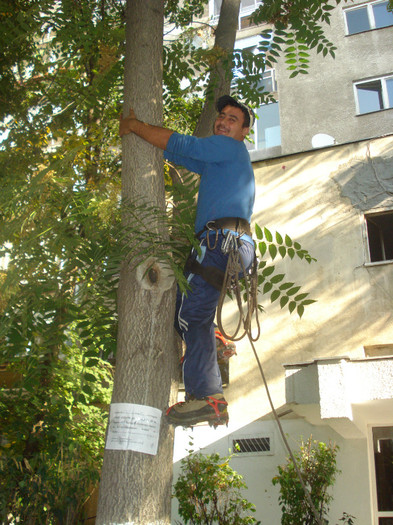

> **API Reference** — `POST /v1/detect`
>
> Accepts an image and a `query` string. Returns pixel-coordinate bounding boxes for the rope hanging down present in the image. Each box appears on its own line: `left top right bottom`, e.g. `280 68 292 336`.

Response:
216 235 324 525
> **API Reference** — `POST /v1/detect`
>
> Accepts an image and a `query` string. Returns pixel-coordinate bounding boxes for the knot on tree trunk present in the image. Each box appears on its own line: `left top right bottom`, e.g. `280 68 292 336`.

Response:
136 257 174 300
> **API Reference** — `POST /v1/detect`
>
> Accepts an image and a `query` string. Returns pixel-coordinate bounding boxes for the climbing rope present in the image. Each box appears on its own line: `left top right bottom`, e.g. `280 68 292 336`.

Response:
216 238 324 525
216 237 260 342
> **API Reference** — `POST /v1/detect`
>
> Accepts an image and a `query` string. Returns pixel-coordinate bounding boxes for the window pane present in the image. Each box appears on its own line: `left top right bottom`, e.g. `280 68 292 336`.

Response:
373 1 393 28
258 73 273 93
346 7 370 34
357 80 383 113
386 77 393 108
256 102 281 150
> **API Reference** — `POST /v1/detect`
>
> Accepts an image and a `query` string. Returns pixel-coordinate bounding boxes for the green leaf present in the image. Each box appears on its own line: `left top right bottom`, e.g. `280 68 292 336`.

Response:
254 223 263 239
258 241 267 257
287 286 301 296
269 244 278 260
285 234 293 247
279 282 294 290
82 384 94 396
279 246 287 258
288 301 297 313
294 293 309 301
263 282 273 294
86 359 99 367
264 227 273 242
270 273 285 284
84 373 97 382
301 299 317 306
271 289 281 302
262 266 275 277
280 296 289 308
275 231 283 244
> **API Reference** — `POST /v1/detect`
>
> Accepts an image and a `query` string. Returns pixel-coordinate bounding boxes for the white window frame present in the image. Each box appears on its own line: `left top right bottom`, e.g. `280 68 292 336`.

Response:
343 0 393 35
210 0 263 30
354 74 393 114
367 425 393 524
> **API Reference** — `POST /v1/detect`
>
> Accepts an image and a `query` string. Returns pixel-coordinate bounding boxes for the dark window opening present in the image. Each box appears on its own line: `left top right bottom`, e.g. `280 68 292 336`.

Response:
366 212 393 262
373 427 393 519
233 437 270 454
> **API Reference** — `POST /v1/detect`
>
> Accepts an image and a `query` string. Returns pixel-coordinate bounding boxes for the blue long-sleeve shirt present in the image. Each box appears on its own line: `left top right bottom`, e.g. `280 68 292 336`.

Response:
164 133 255 237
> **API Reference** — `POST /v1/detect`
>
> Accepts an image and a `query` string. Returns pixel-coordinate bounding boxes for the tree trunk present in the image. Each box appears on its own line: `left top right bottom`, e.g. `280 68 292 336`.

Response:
96 1 179 523
193 0 241 138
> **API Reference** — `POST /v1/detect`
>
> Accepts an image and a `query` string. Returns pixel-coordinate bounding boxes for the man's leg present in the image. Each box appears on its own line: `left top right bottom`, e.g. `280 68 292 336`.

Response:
168 236 255 426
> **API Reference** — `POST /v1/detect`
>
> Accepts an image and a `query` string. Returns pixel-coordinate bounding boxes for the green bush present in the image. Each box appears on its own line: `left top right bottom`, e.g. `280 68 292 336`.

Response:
173 446 260 525
272 437 356 525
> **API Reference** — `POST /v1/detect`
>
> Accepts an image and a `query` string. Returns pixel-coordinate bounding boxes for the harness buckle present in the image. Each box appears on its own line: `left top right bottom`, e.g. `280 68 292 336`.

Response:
221 231 238 254
205 221 219 250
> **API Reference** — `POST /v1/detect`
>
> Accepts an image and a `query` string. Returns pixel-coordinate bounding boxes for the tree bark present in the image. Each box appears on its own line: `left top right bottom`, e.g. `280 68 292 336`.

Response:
193 0 241 138
96 1 179 523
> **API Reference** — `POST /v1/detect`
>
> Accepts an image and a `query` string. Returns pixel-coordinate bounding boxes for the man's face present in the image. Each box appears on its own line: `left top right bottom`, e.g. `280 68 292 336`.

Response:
213 104 249 141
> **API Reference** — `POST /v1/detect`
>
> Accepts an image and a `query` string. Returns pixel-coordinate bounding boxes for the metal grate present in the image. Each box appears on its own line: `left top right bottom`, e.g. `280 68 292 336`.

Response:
233 437 271 454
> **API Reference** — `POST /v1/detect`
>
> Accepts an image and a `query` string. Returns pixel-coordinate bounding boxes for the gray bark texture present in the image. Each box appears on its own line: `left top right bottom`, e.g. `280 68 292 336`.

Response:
193 0 241 138
96 1 179 523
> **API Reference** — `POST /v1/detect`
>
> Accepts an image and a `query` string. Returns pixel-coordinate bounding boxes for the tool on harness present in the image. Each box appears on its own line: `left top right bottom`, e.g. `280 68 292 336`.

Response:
221 230 239 255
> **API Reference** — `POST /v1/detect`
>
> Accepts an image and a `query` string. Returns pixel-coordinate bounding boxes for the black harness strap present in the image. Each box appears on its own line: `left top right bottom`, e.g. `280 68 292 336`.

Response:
196 217 251 239
184 257 225 291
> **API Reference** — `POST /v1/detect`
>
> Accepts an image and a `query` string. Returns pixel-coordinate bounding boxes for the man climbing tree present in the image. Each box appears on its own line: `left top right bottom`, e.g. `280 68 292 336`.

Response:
119 95 256 428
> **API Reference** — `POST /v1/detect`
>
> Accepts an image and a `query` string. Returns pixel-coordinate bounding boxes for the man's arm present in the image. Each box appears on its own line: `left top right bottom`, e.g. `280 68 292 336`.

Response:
119 108 174 150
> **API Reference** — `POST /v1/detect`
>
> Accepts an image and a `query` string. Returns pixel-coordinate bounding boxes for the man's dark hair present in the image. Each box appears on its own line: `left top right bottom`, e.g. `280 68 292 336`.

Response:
216 95 255 128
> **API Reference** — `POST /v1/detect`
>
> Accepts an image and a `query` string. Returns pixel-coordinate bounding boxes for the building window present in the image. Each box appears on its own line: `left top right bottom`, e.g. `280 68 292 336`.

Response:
365 211 393 263
243 64 281 152
372 427 393 523
247 101 281 152
354 75 393 114
232 36 281 153
344 1 393 35
211 0 262 29
245 68 281 152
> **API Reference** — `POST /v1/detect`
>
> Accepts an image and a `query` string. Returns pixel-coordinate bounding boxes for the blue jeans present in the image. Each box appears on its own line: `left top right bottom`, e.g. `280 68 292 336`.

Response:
174 232 255 399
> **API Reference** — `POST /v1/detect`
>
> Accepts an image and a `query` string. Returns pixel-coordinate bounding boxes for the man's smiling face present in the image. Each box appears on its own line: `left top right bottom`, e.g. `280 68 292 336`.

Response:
213 104 249 141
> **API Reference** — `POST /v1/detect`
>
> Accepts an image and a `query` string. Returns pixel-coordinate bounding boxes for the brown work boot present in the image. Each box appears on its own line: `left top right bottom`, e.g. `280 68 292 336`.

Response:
166 394 228 427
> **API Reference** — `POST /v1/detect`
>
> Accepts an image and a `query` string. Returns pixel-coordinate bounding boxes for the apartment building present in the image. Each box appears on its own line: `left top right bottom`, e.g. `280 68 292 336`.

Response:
172 2 393 524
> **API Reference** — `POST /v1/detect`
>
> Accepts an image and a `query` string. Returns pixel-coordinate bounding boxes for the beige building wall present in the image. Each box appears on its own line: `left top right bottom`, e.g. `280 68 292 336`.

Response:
172 134 393 524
